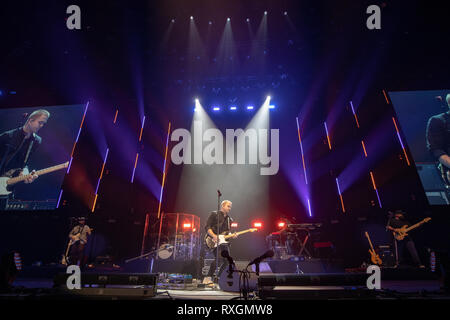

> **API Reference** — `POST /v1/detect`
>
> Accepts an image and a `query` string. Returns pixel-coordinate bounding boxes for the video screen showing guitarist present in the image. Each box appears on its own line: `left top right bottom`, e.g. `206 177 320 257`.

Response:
203 200 238 286
0 110 49 208
386 210 425 269
67 217 92 268
426 93 450 188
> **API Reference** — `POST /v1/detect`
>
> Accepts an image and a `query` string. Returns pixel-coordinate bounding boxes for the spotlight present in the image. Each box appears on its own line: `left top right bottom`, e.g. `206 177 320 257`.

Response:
277 221 286 228
267 95 271 100
209 21 212 25
246 106 254 110
264 11 267 15
190 16 193 20
229 106 237 111
183 223 192 229
246 18 250 22
213 106 221 111
171 19 175 23
231 222 238 228
253 222 263 229
284 11 288 16
269 105 275 109
227 18 230 22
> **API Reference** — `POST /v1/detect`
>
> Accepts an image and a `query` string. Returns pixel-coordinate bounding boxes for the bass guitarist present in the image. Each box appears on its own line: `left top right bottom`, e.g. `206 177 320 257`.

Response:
386 210 425 269
203 200 238 286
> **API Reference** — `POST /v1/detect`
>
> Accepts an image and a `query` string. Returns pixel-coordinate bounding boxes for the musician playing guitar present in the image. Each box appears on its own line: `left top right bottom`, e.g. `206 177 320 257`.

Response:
0 110 50 209
426 93 450 187
386 210 425 269
67 217 92 268
203 200 238 286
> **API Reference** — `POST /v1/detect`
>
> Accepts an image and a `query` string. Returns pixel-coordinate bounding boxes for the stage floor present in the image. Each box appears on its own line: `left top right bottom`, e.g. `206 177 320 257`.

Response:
3 274 446 300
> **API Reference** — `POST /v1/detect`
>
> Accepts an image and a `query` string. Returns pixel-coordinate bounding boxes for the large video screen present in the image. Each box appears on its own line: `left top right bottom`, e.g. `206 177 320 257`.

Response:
389 90 450 205
0 104 85 210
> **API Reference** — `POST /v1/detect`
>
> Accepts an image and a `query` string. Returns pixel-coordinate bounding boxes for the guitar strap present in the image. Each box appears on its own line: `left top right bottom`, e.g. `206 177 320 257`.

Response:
24 140 34 165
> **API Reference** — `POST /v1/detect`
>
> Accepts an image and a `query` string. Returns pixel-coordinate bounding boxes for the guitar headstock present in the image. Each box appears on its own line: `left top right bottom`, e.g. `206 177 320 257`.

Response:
250 228 258 232
424 217 431 223
63 161 70 168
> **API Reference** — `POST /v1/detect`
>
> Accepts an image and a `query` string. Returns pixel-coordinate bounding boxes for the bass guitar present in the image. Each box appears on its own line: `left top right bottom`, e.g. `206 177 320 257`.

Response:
364 231 382 266
393 217 431 241
205 228 258 249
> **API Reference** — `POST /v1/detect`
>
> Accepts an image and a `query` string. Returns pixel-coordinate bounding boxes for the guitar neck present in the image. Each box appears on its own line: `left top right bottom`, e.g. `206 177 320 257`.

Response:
405 220 426 233
225 229 252 239
365 232 375 251
7 162 68 185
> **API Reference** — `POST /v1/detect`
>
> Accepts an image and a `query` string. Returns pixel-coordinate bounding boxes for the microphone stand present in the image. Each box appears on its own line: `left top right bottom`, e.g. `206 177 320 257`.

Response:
215 190 221 285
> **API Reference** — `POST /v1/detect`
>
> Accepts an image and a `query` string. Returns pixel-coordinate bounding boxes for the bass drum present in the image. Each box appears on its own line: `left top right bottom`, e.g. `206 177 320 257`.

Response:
157 243 174 260
218 265 257 292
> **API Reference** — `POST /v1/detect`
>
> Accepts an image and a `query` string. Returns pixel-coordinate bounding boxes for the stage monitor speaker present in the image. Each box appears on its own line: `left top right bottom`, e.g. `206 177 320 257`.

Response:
257 273 371 300
258 273 367 287
54 272 158 287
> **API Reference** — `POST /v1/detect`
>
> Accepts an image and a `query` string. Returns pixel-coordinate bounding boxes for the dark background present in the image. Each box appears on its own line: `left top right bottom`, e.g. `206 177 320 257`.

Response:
0 0 449 268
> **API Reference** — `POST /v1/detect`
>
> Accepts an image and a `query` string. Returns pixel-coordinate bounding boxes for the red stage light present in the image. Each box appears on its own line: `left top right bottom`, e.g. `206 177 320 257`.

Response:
231 222 238 228
253 222 263 229
277 221 286 228
183 223 192 229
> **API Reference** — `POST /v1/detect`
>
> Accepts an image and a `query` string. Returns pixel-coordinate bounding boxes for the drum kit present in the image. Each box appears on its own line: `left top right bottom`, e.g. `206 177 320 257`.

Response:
157 233 198 260
266 223 322 260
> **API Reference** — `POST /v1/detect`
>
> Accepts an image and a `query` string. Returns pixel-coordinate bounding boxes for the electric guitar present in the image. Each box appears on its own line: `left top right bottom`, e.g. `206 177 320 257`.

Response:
392 217 431 241
0 162 69 196
61 227 93 265
364 231 382 266
205 228 258 249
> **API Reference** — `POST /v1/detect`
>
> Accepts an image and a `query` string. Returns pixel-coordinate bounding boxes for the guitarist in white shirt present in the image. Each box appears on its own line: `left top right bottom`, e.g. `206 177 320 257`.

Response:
203 200 238 286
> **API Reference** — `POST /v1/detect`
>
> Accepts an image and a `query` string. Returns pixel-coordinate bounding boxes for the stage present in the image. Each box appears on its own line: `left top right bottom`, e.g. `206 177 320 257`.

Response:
2 262 447 300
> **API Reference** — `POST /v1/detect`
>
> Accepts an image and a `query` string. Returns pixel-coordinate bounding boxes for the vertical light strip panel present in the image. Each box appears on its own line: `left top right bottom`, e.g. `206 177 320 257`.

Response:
335 178 345 213
307 198 312 217
157 122 172 219
139 116 146 142
295 117 308 185
92 147 109 212
67 101 89 174
361 140 368 158
324 122 332 150
369 171 382 208
350 101 360 128
56 189 64 209
113 109 119 124
131 115 146 183
131 153 139 183
382 89 390 104
392 117 411 166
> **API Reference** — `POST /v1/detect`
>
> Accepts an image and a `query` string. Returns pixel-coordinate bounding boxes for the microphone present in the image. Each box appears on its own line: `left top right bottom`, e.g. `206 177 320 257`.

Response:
217 190 222 197
221 250 235 278
248 250 274 266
